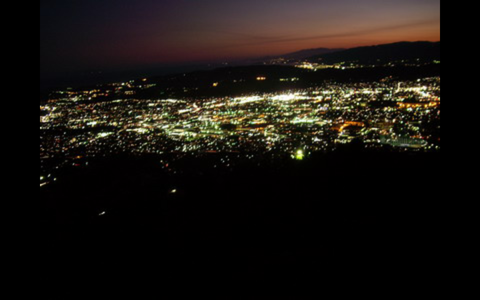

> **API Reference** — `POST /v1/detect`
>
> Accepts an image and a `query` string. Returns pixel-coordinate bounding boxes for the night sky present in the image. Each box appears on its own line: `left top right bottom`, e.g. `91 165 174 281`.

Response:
40 0 440 82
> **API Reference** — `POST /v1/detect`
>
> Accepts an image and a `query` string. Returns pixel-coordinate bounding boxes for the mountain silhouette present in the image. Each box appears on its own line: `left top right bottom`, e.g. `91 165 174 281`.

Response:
310 41 441 64
279 48 345 60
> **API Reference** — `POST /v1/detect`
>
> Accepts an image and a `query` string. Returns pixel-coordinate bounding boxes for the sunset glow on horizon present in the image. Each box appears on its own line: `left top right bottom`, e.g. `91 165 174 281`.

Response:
41 0 440 78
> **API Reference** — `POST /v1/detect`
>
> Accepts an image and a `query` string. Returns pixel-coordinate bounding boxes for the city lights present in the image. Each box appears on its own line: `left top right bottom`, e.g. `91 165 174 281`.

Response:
40 76 440 186
295 150 305 160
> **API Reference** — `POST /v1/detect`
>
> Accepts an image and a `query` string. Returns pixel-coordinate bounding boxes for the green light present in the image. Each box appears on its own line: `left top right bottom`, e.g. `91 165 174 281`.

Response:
295 149 305 160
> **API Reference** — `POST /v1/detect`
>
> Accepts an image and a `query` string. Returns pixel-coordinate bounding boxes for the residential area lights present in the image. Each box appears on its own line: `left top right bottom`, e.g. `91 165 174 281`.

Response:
40 77 440 186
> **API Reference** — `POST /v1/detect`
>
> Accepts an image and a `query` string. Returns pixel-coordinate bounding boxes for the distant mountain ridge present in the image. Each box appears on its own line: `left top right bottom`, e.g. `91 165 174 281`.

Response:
244 48 344 65
42 41 441 93
279 48 345 60
309 41 441 64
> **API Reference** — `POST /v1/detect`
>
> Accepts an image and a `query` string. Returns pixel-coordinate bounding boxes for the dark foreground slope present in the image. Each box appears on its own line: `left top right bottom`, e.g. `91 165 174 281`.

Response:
40 148 442 286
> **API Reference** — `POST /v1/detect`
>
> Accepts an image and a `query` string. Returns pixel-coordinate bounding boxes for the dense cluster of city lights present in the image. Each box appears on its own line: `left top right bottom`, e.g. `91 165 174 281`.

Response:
40 77 440 187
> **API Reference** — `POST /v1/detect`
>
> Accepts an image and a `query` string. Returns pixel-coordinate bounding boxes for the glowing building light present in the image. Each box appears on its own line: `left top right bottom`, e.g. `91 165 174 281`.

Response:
295 149 305 160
